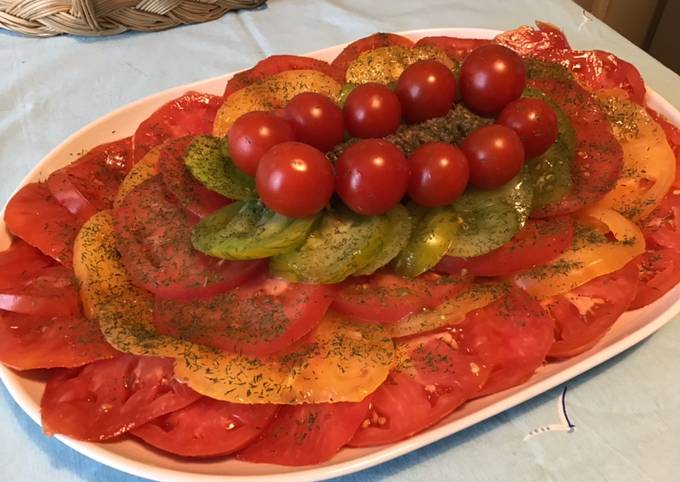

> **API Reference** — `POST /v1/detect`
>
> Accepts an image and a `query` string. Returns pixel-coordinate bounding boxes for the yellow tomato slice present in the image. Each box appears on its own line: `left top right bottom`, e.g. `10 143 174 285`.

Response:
212 70 341 137
174 312 394 404
345 45 455 85
594 91 676 220
74 211 193 357
385 282 507 338
515 207 645 298
113 146 161 207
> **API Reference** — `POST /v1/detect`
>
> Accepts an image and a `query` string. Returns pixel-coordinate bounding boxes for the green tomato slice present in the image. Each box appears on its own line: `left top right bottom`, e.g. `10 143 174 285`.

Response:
447 166 533 258
355 203 412 275
185 135 256 200
191 200 318 260
270 206 390 283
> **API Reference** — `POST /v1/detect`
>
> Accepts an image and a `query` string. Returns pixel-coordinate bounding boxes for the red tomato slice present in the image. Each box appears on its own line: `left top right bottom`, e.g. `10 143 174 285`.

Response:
460 288 554 397
330 33 415 82
223 55 336 99
414 36 491 61
350 331 490 446
528 77 623 217
332 271 468 323
158 136 231 218
132 92 223 162
113 176 264 300
4 182 82 266
629 249 680 310
0 310 118 370
545 261 639 358
647 108 680 188
154 275 335 355
47 138 133 222
132 397 278 457
0 240 54 283
0 265 80 317
437 218 575 277
494 24 571 57
41 355 201 441
642 192 680 250
237 400 369 465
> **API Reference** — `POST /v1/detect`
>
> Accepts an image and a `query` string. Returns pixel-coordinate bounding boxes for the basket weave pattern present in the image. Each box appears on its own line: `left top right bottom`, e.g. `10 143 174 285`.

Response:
0 0 266 37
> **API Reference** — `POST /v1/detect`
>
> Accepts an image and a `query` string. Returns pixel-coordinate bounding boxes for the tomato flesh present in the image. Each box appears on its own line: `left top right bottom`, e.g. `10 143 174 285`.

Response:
414 36 492 61
629 249 680 310
113 176 264 300
154 275 336 355
332 271 468 323
330 33 415 81
133 398 278 457
437 217 575 277
133 91 223 162
237 400 370 465
0 265 80 317
41 355 201 441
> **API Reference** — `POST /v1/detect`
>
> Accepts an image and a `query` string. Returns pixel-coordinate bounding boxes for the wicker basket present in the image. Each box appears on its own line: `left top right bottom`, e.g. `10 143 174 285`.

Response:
0 0 266 37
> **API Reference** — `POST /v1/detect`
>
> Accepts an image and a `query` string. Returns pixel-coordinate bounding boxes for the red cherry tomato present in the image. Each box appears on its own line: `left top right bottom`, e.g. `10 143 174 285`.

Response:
343 83 401 138
283 93 345 152
228 111 296 176
460 44 526 115
335 139 409 215
498 97 559 158
256 142 334 218
407 142 469 207
462 125 525 189
396 60 456 123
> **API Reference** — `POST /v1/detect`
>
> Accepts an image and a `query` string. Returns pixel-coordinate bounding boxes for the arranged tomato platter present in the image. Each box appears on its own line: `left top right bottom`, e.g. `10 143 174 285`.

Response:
2 25 680 481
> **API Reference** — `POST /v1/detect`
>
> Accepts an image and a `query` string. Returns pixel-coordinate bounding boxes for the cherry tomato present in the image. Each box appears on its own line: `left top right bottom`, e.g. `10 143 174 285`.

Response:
283 93 345 152
498 97 558 158
335 139 409 215
228 111 296 176
256 142 334 218
396 60 456 123
460 44 526 115
343 83 401 138
462 125 525 189
407 142 469 207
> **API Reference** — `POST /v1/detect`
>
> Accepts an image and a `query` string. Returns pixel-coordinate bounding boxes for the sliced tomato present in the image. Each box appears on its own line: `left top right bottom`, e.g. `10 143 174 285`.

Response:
0 239 54 283
437 218 575 277
330 33 415 81
545 261 639 358
414 36 491 61
647 108 680 187
529 77 623 217
642 192 680 250
237 400 369 465
494 24 570 57
350 331 490 446
629 249 680 310
4 182 82 266
332 271 468 323
132 92 223 162
0 310 118 370
158 136 231 218
460 288 554 397
112 176 264 300
133 397 277 457
47 138 133 222
223 55 336 99
0 265 80 317
41 355 201 441
154 275 335 355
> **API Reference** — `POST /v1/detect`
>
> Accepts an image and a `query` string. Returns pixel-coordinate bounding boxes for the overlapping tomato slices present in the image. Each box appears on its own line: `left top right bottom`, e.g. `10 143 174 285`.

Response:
224 55 336 99
332 271 468 323
133 398 278 457
414 36 491 61
132 91 223 162
330 32 415 81
154 274 336 355
158 136 231 218
112 176 263 300
46 138 133 222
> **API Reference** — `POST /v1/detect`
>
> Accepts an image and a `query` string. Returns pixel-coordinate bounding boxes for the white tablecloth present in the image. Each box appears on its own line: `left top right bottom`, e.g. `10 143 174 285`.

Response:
1 0 679 480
